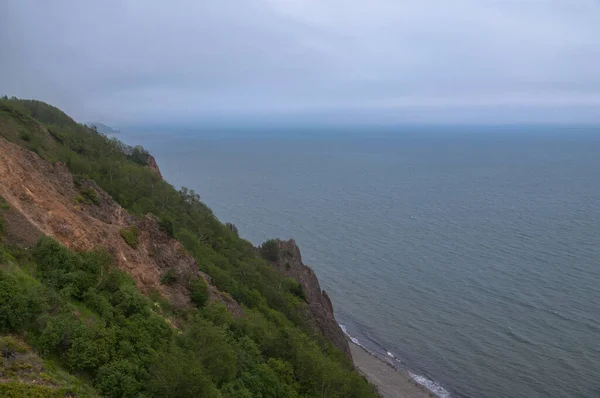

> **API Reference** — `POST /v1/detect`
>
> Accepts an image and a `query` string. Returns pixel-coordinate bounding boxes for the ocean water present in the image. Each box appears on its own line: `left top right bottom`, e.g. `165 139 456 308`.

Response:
126 127 600 398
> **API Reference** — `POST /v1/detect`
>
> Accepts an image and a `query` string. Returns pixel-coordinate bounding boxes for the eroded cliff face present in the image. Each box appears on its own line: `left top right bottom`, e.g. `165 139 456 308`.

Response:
273 239 351 359
0 136 241 314
146 155 163 179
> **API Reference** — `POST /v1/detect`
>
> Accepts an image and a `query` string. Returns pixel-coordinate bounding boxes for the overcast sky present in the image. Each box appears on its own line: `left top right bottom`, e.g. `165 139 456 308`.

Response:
1 0 599 126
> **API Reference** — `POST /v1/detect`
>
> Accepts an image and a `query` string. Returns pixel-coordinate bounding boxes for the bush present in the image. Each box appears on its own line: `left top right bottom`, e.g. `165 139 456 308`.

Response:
95 360 143 397
0 195 9 210
120 226 138 248
259 239 280 262
225 222 238 237
0 336 30 357
159 217 175 237
189 277 209 308
0 382 68 398
148 349 220 398
81 187 100 205
161 268 178 286
0 270 33 332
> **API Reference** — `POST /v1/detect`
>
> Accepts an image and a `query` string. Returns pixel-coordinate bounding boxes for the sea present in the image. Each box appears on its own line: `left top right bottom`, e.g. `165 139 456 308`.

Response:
123 126 600 398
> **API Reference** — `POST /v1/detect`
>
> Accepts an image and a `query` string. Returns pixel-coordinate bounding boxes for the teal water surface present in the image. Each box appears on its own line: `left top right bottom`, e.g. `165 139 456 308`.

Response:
126 127 600 398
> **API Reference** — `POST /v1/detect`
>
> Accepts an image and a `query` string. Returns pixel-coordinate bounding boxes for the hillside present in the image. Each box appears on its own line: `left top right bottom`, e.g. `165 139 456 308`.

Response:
0 97 376 397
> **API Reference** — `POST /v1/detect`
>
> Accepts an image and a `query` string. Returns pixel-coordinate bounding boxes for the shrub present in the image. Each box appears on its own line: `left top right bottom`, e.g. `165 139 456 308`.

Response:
161 268 178 286
95 360 144 398
120 226 138 248
73 194 85 205
81 187 100 205
225 222 238 237
189 277 209 308
0 270 32 332
0 382 68 398
159 217 175 237
0 195 9 210
259 239 280 262
0 336 30 357
283 278 306 301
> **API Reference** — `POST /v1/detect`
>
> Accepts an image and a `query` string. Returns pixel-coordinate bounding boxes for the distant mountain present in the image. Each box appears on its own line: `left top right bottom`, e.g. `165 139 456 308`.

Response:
87 122 120 134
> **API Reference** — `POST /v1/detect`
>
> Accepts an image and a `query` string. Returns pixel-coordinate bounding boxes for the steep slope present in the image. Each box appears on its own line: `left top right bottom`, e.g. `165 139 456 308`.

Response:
273 239 351 357
0 136 240 312
0 97 378 397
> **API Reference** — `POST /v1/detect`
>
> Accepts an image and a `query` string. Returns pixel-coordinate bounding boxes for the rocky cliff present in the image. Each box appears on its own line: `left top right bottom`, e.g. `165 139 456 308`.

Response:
273 239 351 358
0 136 241 314
146 155 163 179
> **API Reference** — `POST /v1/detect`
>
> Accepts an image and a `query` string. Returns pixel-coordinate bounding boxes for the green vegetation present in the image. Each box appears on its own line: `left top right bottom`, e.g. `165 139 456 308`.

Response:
0 382 70 398
188 277 209 307
0 195 9 210
75 187 100 205
119 226 138 248
0 97 377 397
160 268 178 286
0 195 8 236
260 239 280 262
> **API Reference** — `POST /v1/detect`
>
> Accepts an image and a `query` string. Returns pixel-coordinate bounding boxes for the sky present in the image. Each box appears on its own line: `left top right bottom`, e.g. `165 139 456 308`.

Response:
1 0 599 126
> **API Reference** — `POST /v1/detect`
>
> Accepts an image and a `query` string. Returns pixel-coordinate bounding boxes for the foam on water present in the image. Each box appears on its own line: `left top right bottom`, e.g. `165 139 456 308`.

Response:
340 324 451 398
409 372 452 398
339 324 363 347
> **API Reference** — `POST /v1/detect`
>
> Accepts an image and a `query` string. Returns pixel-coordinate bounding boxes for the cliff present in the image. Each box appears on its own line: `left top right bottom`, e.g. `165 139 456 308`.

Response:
0 97 377 397
273 239 351 358
0 135 241 314
146 155 163 179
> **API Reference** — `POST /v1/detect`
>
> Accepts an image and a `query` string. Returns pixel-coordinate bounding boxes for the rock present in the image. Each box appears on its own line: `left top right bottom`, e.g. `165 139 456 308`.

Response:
0 136 242 316
146 155 162 179
273 239 352 359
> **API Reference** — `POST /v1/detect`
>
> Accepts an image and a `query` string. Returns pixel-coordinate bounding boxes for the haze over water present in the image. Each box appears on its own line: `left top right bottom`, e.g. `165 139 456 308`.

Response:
129 127 600 398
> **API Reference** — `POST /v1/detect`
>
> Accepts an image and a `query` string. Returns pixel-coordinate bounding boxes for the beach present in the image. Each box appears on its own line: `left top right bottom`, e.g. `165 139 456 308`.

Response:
350 342 435 398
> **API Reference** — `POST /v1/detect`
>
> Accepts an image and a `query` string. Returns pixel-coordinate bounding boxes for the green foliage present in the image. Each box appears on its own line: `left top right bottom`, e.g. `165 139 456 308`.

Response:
119 225 138 248
283 277 306 301
259 239 280 262
129 145 151 166
0 97 378 398
0 382 69 398
20 130 31 142
189 277 209 307
0 270 34 332
160 268 178 286
79 187 100 205
158 216 175 237
0 335 30 356
0 195 9 210
95 360 144 397
147 348 221 398
225 222 238 237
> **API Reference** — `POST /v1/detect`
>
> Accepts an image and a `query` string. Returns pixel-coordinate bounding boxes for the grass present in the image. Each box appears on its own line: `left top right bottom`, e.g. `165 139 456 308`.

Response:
0 195 10 210
74 187 100 206
0 382 69 398
120 225 139 248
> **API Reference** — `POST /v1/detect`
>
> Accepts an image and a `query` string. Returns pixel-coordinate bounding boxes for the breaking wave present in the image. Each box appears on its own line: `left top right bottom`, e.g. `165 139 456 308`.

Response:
339 323 451 398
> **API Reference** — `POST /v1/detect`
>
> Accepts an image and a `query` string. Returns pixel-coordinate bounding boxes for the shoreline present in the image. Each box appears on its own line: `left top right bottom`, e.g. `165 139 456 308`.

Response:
350 341 436 398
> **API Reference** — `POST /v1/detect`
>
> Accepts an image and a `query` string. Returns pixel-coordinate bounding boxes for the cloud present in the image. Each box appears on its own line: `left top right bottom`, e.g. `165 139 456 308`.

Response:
1 0 599 124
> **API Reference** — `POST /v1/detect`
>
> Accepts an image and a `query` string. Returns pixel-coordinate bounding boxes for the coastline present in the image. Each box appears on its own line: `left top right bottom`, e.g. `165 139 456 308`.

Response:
350 341 436 398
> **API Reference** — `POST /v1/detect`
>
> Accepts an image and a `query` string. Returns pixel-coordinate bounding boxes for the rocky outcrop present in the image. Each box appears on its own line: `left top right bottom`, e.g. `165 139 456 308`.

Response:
146 155 162 179
273 239 351 359
0 136 242 315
